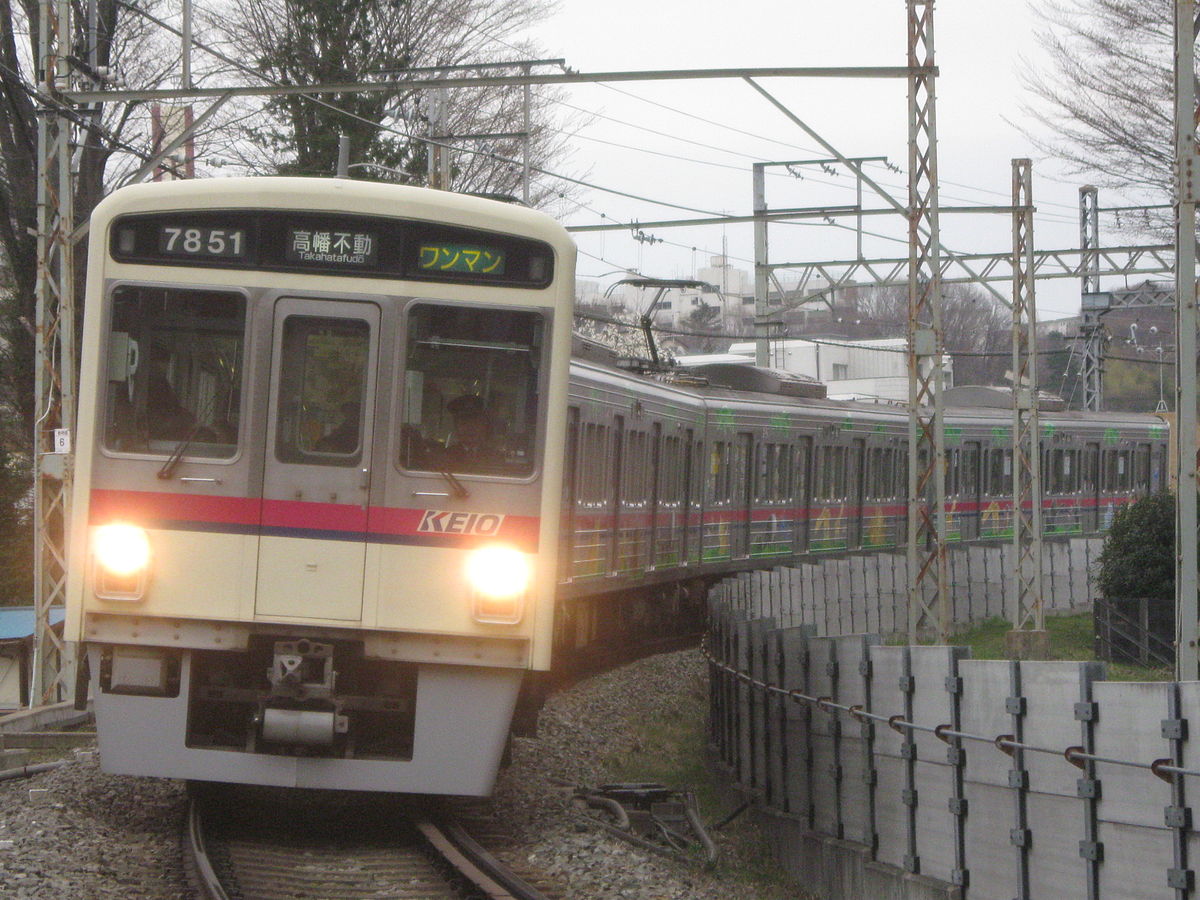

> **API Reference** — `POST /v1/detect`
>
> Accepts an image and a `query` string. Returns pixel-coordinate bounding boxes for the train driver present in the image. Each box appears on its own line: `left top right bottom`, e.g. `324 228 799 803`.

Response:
442 394 504 470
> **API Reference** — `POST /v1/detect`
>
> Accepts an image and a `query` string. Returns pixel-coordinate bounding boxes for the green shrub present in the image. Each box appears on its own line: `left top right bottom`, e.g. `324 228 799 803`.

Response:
1096 491 1175 600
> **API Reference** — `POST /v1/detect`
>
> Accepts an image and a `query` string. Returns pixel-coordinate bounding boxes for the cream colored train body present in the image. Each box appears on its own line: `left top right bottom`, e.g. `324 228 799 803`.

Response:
67 178 575 795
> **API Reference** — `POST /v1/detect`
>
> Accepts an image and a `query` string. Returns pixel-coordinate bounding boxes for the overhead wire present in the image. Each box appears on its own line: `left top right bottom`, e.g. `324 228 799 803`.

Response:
112 0 729 218
107 2 1152 309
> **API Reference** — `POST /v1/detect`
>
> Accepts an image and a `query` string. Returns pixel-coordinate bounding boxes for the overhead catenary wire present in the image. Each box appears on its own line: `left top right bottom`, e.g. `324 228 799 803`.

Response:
99 1 1162 300
575 307 1179 365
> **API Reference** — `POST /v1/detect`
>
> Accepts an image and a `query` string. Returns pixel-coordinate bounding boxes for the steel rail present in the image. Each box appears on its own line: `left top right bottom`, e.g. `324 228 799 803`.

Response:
415 818 554 900
184 800 233 900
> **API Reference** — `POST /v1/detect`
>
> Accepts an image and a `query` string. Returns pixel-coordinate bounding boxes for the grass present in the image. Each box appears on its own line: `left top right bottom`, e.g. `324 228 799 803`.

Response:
602 680 810 900
948 613 1173 681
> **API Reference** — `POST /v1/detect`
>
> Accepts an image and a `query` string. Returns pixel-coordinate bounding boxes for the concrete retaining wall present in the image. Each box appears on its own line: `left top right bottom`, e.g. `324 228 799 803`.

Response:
707 571 1197 900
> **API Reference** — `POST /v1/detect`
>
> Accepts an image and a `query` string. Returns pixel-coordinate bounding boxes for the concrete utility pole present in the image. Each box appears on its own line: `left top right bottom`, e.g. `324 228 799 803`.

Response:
753 162 771 366
905 0 948 642
1005 159 1047 658
1174 1 1199 681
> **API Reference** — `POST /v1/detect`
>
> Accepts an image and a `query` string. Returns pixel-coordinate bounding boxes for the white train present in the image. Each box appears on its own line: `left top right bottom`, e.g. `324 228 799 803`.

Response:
68 178 575 794
66 178 1166 797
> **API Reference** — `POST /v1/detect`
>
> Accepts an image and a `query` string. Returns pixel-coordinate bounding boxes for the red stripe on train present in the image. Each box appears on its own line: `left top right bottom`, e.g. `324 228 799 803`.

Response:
89 489 539 550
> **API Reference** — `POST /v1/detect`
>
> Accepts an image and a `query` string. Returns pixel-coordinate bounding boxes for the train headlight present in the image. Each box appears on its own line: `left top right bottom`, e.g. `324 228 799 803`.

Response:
93 523 151 600
465 545 530 624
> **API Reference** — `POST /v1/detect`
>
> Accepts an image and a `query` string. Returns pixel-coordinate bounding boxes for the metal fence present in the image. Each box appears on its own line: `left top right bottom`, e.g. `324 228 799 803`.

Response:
1093 598 1175 669
707 577 1200 900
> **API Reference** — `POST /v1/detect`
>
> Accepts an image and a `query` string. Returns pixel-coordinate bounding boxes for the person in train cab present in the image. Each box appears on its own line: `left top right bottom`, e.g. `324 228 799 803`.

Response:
145 357 195 441
314 401 361 453
442 393 504 470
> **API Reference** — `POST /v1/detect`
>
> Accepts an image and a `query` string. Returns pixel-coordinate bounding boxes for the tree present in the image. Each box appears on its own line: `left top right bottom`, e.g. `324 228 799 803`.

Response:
680 303 725 354
837 283 1011 386
214 0 577 203
0 1 225 609
1 0 178 438
1022 0 1175 225
1096 490 1175 600
573 304 660 361
0 448 31 605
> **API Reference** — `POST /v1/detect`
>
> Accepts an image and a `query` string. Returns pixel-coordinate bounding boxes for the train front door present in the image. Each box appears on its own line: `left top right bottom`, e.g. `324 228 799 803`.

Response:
255 298 380 621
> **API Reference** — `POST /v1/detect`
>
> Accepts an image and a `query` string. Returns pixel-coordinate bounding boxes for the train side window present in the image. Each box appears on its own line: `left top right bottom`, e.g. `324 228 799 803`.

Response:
945 448 960 497
710 441 728 504
399 303 543 477
961 443 980 499
757 443 772 502
1117 449 1131 491
661 434 683 505
1154 445 1167 491
815 445 830 500
988 448 1013 496
1136 444 1151 491
103 287 245 459
777 442 794 502
579 423 607 504
623 429 649 506
1083 445 1099 494
795 437 811 503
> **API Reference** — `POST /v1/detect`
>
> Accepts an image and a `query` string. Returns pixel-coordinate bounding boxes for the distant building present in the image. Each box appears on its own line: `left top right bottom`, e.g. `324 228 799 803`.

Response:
677 336 952 403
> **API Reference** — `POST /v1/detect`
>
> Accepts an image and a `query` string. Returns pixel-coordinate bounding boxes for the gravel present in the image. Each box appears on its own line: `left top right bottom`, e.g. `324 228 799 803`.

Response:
492 648 797 900
0 648 795 899
0 752 189 898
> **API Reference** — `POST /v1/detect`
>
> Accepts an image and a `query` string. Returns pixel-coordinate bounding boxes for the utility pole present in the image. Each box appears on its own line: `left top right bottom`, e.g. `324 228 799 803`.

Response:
1005 159 1047 658
427 87 449 190
1079 186 1105 411
905 0 948 642
1174 1 1199 681
31 0 77 705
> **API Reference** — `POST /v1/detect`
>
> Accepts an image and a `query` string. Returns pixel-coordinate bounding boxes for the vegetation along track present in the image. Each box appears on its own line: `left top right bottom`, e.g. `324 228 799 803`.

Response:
186 784 556 900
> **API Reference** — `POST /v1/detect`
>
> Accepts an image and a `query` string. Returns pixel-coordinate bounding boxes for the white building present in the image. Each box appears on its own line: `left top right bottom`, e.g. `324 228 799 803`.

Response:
705 337 952 403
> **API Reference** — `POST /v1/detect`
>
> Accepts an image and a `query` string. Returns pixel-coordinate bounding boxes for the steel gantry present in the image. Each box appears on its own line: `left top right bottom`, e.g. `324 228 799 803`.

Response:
1007 160 1046 652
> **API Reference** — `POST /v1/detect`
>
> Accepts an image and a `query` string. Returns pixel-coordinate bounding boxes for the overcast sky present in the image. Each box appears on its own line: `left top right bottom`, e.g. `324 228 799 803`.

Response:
522 0 1151 321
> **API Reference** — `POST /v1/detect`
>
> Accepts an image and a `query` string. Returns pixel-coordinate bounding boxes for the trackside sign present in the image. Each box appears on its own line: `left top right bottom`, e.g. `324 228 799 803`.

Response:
417 510 506 536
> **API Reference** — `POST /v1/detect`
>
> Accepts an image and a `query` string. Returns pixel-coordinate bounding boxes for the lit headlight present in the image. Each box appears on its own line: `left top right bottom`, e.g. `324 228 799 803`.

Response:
93 523 151 578
465 545 530 624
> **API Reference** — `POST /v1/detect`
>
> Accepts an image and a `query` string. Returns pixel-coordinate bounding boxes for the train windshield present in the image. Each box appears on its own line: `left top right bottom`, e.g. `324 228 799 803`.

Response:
400 303 544 477
103 287 245 459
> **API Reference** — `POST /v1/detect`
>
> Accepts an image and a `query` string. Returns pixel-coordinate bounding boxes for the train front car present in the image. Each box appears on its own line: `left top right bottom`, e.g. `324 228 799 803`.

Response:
66 178 576 795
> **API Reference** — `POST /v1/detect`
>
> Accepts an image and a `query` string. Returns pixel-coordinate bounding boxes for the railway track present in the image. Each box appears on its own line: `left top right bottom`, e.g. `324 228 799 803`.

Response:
185 786 556 900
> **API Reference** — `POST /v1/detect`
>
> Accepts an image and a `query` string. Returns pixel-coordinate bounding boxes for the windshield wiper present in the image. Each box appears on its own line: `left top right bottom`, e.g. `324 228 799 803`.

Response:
439 470 470 499
157 420 206 479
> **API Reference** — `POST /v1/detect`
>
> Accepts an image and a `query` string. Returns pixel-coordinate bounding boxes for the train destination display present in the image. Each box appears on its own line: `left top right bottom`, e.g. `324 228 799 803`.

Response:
111 209 549 286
